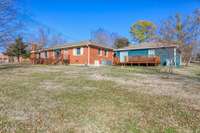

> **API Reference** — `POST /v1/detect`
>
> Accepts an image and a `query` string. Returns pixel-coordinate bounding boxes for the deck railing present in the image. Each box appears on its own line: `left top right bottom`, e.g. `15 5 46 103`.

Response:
114 56 160 66
30 54 69 65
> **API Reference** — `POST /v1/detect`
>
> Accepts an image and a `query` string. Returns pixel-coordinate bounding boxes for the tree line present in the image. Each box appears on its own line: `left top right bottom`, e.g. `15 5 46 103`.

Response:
92 9 200 65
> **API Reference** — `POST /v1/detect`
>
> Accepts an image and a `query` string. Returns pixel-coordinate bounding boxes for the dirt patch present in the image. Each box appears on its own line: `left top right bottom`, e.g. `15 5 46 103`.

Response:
39 80 65 91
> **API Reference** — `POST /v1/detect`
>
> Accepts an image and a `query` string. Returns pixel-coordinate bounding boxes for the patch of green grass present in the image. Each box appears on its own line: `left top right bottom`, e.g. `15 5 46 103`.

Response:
164 128 177 133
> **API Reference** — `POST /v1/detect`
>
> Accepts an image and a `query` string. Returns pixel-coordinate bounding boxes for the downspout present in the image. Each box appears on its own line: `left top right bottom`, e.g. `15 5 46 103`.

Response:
87 44 90 66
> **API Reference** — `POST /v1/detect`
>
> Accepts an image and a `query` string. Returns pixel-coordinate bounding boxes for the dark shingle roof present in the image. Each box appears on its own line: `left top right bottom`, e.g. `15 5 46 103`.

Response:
41 41 113 51
114 42 178 51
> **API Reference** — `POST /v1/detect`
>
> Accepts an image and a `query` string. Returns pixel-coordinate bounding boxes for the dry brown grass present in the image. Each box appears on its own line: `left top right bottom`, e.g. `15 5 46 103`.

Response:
0 64 200 133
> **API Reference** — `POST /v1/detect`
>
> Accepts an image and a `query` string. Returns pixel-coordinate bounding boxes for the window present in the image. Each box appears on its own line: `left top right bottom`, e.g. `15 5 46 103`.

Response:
98 48 102 56
104 49 108 57
73 47 83 56
55 49 61 58
148 49 155 56
77 48 81 55
45 51 48 58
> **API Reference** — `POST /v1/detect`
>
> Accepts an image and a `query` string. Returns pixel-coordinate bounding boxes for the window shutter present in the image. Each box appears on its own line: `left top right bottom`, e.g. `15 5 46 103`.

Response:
73 48 76 56
81 47 84 55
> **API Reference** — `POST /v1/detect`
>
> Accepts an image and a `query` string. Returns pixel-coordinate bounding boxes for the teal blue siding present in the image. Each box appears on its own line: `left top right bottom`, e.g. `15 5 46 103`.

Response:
155 48 181 67
115 47 181 67
155 48 174 66
128 49 148 56
115 51 120 57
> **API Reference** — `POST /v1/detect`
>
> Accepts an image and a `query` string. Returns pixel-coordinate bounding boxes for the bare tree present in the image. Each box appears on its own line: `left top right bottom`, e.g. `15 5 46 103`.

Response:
0 0 23 48
50 33 67 46
30 27 67 49
159 9 200 66
91 28 120 47
37 27 50 48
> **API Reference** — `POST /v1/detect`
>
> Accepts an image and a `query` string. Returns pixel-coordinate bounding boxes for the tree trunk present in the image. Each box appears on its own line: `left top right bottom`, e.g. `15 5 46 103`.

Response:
185 57 191 66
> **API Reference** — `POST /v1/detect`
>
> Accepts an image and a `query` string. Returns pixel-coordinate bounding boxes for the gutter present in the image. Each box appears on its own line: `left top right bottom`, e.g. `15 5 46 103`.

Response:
114 46 178 51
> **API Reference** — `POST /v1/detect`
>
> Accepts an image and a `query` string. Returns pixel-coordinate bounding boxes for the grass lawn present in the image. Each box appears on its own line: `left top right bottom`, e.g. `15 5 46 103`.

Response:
0 64 200 133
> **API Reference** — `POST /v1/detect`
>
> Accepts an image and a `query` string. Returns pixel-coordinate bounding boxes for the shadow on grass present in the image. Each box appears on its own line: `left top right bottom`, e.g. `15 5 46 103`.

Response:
0 64 32 70
111 66 200 82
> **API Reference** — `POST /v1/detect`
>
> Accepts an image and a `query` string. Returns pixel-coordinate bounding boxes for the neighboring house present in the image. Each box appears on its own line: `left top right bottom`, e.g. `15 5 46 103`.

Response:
31 41 113 66
0 53 9 64
114 42 181 67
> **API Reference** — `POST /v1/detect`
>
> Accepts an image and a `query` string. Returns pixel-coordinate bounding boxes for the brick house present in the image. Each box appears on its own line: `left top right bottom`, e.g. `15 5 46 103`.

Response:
31 41 114 66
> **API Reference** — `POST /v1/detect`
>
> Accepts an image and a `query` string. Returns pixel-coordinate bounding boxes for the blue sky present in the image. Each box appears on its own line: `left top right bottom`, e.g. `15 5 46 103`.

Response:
26 0 200 42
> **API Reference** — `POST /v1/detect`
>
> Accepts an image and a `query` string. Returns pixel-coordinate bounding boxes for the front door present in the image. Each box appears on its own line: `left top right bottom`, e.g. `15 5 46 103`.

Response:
95 60 100 66
120 51 128 63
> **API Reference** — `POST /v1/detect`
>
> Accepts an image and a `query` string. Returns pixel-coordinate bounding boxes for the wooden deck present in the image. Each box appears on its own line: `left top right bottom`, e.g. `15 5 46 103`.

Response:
114 56 160 66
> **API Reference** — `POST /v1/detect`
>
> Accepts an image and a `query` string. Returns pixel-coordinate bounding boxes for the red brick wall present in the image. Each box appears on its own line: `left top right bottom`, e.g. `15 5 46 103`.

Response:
67 46 88 65
48 50 54 60
30 45 114 65
64 46 113 65
89 46 113 64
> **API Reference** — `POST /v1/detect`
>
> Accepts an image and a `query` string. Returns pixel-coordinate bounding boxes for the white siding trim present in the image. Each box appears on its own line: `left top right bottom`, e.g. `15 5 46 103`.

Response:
81 47 84 55
174 48 177 67
73 48 76 56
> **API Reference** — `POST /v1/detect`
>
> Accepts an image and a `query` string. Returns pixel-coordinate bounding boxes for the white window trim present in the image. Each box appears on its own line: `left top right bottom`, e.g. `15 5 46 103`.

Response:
73 48 76 56
174 48 177 66
80 47 84 55
73 47 83 56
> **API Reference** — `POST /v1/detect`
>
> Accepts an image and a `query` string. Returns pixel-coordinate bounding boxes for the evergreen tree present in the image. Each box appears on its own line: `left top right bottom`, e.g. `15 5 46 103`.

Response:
5 37 29 63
